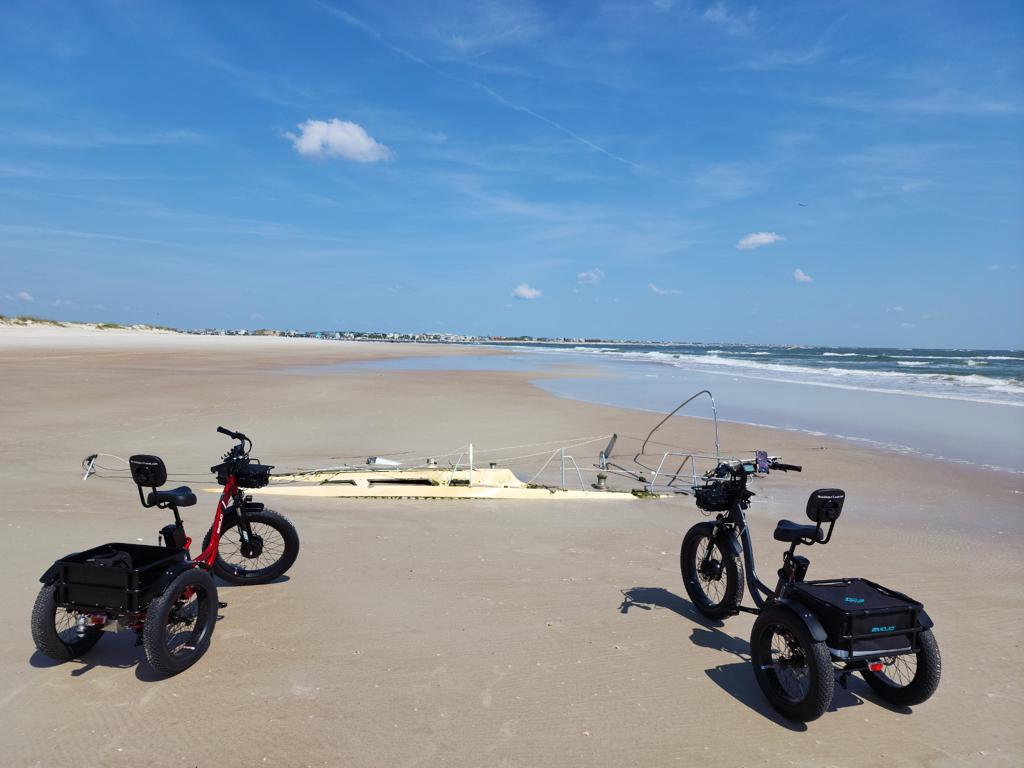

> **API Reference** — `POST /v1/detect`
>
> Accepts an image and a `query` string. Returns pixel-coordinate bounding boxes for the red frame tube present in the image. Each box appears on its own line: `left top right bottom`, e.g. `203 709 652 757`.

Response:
192 475 237 568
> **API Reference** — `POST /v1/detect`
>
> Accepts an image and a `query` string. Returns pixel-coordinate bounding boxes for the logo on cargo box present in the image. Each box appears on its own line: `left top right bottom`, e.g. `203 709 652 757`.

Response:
843 597 865 603
871 625 896 633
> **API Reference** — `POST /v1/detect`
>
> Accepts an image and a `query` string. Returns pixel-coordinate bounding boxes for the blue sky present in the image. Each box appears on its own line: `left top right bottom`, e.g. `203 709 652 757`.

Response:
1 1 1021 347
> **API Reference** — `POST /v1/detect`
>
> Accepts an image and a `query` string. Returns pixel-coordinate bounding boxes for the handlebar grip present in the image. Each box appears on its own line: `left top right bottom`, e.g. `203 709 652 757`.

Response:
217 426 243 440
774 462 802 472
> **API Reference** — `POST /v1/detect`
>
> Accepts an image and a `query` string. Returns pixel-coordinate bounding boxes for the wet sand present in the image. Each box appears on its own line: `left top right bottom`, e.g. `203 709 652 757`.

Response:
1 326 1021 767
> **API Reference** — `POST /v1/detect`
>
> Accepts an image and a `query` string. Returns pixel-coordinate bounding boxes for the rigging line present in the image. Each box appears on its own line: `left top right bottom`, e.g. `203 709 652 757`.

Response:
526 449 560 485
487 436 614 466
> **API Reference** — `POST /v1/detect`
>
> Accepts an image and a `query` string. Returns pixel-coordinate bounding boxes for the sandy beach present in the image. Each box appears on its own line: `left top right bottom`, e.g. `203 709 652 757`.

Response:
1 326 1021 768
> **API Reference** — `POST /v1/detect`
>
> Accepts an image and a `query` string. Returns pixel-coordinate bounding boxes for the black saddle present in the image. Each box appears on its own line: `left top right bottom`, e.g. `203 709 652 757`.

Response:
773 519 824 544
147 486 197 508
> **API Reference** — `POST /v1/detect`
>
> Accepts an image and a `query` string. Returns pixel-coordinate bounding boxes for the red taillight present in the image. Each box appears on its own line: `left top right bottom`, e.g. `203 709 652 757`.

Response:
868 662 884 672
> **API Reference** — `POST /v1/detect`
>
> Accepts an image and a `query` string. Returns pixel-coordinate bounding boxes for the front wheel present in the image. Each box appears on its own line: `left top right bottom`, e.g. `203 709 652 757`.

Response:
862 629 941 706
680 522 744 619
203 508 299 585
31 583 104 661
751 607 835 722
142 568 218 676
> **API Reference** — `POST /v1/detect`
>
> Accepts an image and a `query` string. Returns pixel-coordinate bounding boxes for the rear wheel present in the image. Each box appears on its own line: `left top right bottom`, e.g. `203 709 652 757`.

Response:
31 583 103 661
680 522 744 619
142 568 217 676
751 607 834 722
203 508 299 585
862 629 941 706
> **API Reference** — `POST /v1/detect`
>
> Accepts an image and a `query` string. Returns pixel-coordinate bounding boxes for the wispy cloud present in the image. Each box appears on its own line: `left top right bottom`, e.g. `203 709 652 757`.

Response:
887 305 905 313
695 164 765 201
285 119 392 162
820 88 1021 117
315 3 640 170
0 126 203 149
703 2 756 35
649 283 680 295
577 267 604 285
430 1 546 55
4 291 34 302
793 268 813 283
737 231 784 250
512 283 542 299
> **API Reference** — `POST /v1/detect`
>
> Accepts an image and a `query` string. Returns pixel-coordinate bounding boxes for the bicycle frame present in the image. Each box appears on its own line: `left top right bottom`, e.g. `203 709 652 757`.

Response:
189 475 239 568
714 500 778 609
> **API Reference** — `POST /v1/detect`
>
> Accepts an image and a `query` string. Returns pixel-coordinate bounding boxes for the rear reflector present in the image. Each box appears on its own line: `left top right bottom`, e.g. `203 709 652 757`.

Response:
868 662 884 672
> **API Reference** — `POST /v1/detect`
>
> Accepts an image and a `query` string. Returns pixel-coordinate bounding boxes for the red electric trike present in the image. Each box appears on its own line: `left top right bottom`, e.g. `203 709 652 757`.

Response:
31 427 299 676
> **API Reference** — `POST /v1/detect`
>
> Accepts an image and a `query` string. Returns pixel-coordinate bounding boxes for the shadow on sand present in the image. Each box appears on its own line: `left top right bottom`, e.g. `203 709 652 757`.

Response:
29 610 226 682
618 587 902 728
214 573 290 588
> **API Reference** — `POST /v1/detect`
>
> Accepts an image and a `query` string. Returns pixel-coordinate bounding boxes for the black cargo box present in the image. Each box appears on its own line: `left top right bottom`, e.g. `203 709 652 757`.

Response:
789 578 925 659
56 543 188 613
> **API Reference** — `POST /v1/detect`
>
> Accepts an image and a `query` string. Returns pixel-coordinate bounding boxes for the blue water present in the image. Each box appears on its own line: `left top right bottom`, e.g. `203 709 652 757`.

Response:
335 346 1024 473
480 342 1024 406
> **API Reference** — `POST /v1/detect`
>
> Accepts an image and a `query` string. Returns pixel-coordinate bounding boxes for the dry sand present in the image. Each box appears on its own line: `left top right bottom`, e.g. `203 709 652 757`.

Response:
0 326 1021 767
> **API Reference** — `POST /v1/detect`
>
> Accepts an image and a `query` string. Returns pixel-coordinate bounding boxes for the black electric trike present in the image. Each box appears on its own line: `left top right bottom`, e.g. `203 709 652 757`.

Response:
31 427 299 676
680 457 941 721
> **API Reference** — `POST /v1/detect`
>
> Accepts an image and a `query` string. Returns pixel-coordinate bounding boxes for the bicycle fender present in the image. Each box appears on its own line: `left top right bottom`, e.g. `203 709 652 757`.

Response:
219 500 265 531
917 607 934 630
774 598 828 643
713 526 742 559
39 560 63 585
149 562 201 598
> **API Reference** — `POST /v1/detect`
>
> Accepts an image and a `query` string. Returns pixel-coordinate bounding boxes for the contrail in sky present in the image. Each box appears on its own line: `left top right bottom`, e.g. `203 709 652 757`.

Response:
313 1 641 171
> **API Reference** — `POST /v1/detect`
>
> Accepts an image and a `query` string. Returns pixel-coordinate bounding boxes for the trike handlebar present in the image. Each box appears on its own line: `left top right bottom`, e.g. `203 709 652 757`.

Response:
771 461 802 472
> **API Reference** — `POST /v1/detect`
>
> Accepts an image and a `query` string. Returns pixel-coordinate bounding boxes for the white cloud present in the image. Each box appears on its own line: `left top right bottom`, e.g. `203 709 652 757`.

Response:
737 232 784 250
703 2 756 35
887 305 904 313
901 322 915 329
649 283 680 295
512 283 542 300
52 299 73 307
285 119 392 163
793 268 813 283
987 264 1001 271
11 291 33 302
577 268 604 285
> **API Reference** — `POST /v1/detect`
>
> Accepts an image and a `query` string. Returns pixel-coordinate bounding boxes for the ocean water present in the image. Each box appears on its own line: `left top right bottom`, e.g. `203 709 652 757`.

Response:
486 342 1024 407
334 343 1024 473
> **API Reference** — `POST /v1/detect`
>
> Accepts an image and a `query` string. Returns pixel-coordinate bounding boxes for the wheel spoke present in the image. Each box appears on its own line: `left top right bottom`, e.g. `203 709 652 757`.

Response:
216 518 289 578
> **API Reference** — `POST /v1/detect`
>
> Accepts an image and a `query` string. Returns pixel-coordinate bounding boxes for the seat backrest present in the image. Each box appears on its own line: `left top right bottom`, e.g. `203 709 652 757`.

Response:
129 454 167 488
806 488 845 523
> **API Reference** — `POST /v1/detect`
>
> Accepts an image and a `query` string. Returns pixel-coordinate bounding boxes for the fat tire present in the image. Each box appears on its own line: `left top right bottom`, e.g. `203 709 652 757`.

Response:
751 607 834 722
203 508 299 585
862 629 941 706
30 583 103 661
142 568 217 676
680 522 744 619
